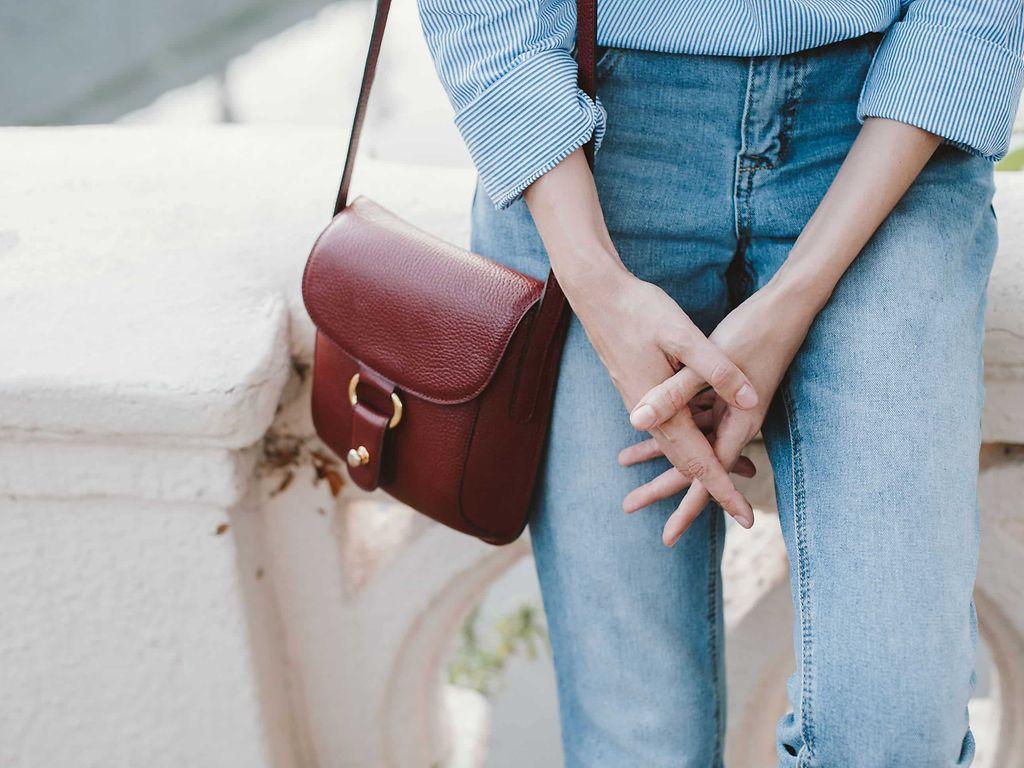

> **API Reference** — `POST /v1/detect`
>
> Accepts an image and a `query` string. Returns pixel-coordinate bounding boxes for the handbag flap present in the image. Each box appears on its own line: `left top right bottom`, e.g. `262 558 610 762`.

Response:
302 197 544 404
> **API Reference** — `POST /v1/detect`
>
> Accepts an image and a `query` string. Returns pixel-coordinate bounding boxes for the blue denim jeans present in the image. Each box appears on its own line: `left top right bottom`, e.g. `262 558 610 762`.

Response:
470 33 997 768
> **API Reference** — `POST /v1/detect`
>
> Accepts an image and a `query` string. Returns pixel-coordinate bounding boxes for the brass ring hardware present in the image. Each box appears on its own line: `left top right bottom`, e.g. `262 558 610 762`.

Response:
348 373 403 428
347 445 370 468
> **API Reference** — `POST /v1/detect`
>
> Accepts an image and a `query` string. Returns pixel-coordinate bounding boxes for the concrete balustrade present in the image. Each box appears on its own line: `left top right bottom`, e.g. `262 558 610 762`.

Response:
1 126 1021 767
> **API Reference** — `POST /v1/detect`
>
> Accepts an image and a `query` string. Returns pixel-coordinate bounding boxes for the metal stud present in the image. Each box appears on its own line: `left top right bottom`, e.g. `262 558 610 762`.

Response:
347 445 370 467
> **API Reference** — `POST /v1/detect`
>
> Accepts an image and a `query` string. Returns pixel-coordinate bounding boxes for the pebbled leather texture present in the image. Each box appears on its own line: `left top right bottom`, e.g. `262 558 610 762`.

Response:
303 0 596 545
303 197 544 404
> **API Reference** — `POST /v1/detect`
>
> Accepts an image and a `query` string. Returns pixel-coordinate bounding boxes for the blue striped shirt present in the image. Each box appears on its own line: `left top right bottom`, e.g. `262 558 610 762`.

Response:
416 0 1024 209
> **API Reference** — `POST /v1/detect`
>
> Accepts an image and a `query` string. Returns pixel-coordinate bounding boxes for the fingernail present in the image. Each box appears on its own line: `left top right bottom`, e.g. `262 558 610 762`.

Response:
630 404 656 429
736 512 753 529
736 384 758 409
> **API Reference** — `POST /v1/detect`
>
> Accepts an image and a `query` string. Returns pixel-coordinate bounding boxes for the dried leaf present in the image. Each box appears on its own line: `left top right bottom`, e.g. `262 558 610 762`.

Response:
215 523 230 536
260 429 303 470
271 470 295 496
323 469 344 497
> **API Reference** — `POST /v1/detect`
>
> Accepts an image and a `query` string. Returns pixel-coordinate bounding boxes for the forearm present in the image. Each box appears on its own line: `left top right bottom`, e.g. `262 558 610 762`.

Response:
768 117 942 313
522 149 628 311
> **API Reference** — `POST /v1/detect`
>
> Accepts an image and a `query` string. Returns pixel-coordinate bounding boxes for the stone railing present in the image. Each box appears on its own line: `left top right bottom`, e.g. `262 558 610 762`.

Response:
1 126 1021 768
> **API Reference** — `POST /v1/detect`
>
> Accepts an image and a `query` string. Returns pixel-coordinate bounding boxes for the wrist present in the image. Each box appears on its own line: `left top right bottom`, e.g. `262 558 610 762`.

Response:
551 246 632 303
765 252 838 318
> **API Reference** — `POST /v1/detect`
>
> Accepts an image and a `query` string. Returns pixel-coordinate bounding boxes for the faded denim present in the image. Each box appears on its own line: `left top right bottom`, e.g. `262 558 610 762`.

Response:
470 33 997 768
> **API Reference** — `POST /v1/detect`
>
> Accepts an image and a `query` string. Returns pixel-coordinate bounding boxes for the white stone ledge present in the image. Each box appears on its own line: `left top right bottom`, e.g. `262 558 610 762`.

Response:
0 441 258 506
0 260 291 448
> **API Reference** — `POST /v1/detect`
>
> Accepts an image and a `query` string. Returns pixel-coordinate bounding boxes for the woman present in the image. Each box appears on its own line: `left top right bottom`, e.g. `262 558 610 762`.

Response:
417 1 1022 765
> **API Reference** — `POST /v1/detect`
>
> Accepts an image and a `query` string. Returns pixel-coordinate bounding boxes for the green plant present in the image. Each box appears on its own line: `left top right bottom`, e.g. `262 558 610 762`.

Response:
447 602 550 697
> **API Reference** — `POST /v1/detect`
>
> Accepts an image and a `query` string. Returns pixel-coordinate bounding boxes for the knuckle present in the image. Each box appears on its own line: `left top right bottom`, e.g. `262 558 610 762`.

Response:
723 489 744 510
681 457 708 480
707 360 736 390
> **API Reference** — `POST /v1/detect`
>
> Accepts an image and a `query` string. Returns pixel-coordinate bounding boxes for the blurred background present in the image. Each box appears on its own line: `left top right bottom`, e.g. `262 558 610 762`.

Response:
1 0 470 161
2 2 1022 767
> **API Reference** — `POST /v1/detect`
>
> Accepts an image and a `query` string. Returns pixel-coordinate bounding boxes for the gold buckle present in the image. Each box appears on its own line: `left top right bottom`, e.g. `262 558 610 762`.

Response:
348 373 403 429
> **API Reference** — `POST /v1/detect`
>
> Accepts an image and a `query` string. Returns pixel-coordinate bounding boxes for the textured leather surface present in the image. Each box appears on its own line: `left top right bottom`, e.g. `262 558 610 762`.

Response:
303 197 544 404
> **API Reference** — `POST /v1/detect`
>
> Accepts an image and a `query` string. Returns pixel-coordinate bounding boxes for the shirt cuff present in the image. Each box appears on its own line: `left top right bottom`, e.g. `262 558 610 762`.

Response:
454 48 606 210
857 19 1024 161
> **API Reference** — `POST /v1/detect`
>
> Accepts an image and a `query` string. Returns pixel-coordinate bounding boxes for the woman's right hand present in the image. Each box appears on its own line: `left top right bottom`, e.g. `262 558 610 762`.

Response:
523 149 759 527
572 268 759 526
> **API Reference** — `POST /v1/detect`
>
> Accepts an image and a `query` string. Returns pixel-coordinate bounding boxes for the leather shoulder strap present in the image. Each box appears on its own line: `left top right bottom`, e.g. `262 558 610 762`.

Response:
334 0 598 215
575 0 598 166
334 0 393 216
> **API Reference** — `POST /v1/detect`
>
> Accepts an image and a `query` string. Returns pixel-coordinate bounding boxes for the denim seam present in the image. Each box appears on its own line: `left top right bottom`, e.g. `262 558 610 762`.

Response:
738 59 777 171
733 59 756 240
783 381 816 765
777 55 806 164
706 508 723 766
735 59 776 242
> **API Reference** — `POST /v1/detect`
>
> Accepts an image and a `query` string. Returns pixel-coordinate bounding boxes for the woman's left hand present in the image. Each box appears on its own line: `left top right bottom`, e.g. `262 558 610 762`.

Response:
620 279 818 546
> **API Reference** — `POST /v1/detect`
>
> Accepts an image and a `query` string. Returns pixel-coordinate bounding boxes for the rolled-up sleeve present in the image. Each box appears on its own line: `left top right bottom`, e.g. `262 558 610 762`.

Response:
418 0 605 209
858 0 1024 161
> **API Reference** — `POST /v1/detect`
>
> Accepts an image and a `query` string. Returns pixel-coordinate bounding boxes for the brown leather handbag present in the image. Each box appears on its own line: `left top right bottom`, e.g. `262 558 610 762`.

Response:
302 0 597 544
